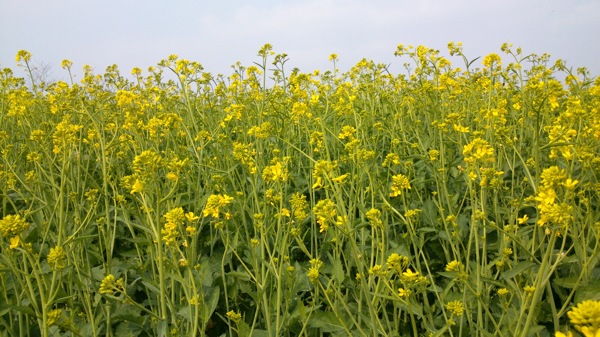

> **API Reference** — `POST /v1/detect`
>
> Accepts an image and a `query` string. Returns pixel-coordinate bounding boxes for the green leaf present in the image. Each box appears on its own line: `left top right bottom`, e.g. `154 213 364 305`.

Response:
5 305 36 317
329 253 344 284
308 311 346 333
502 261 536 280
115 321 144 337
574 281 600 302
227 271 252 281
203 286 220 321
553 276 579 289
251 330 269 337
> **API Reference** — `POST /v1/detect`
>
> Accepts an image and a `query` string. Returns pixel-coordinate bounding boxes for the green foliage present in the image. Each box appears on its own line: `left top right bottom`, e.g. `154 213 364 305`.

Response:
1 43 599 337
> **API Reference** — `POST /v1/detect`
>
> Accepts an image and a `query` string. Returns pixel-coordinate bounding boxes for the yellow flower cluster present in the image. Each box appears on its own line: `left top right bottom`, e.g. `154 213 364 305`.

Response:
289 192 309 221
262 157 288 183
232 141 257 174
311 160 340 190
99 274 124 295
313 199 337 232
567 300 600 337
161 207 187 247
366 208 383 228
446 300 465 317
52 117 83 155
203 194 234 219
386 253 409 273
0 214 30 238
389 174 411 197
462 138 495 165
307 258 323 283
534 166 577 229
47 246 67 270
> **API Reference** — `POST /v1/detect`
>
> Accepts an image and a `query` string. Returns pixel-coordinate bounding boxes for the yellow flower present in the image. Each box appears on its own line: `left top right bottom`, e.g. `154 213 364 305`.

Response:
47 246 67 270
463 138 495 165
401 268 419 282
46 309 62 327
226 310 242 323
387 253 409 272
568 300 600 336
497 288 509 296
562 178 579 189
482 53 502 68
389 174 411 197
9 236 20 249
203 194 234 218
162 208 183 225
185 212 199 222
307 266 320 283
313 199 337 232
517 214 529 225
445 300 465 316
428 149 440 161
99 274 124 295
331 173 349 184
445 260 463 272
130 179 144 194
555 332 574 337
0 214 30 238
398 288 411 298
16 50 32 63
61 59 73 69
262 160 288 182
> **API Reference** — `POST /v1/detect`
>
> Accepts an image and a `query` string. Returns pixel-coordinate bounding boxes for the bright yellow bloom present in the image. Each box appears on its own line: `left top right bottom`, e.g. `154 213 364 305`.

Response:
99 274 124 295
445 260 463 272
203 194 234 218
226 310 242 323
262 160 288 182
568 300 600 336
463 138 494 165
517 214 529 225
389 174 411 197
446 300 465 316
16 50 32 63
555 332 574 337
398 288 411 298
164 207 185 225
185 212 199 222
482 53 502 68
497 288 509 296
313 199 337 232
401 268 419 282
47 246 67 270
130 179 144 194
0 214 30 238
9 236 20 249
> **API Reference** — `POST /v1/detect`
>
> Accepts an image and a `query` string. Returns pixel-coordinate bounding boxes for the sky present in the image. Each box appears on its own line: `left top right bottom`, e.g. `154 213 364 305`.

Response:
1 0 599 82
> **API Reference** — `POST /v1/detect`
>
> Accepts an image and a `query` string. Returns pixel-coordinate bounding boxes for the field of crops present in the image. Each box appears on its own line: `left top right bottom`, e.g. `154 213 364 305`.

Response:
1 43 599 337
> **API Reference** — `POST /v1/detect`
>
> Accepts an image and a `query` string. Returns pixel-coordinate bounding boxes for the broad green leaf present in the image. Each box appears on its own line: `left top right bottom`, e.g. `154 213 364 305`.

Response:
574 281 600 302
308 311 347 333
203 286 220 321
553 276 579 289
502 261 536 280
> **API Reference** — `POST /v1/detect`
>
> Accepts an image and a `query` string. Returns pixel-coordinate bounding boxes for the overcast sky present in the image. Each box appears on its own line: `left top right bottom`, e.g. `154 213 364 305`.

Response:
1 0 599 82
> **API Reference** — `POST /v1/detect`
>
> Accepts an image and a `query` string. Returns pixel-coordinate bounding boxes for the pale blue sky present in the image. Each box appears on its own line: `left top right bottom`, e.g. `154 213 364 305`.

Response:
1 0 599 81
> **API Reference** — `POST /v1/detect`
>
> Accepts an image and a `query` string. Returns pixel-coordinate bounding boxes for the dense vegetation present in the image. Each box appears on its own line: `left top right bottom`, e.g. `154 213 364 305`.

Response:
1 43 599 337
